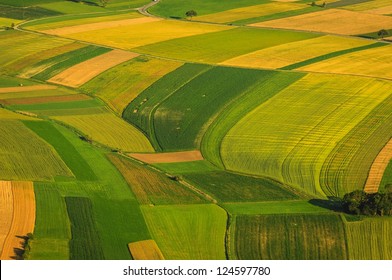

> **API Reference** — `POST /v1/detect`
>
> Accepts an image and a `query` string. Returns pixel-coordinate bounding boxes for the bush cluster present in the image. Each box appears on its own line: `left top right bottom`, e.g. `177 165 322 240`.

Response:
343 187 392 216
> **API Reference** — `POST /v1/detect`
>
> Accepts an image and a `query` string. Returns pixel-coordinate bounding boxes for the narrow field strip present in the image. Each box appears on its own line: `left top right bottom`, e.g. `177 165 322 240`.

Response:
129 150 203 164
128 240 165 260
1 181 35 260
0 181 13 257
364 5 392 15
1 94 90 105
196 2 305 23
299 44 392 80
364 139 392 193
221 35 372 69
48 50 139 88
0 108 38 121
251 9 392 35
43 17 162 35
0 85 57 93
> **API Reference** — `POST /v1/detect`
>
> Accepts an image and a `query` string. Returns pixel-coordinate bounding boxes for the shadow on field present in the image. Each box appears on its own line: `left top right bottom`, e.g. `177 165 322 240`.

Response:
67 0 100 7
309 196 343 212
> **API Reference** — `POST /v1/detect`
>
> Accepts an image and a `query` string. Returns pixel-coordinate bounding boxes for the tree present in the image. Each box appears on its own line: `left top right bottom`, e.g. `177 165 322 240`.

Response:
100 0 110 7
185 10 197 20
378 29 389 39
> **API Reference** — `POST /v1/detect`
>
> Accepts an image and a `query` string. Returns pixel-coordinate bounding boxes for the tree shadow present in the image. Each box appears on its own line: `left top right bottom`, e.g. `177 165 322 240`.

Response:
308 196 343 212
9 235 28 260
67 0 100 7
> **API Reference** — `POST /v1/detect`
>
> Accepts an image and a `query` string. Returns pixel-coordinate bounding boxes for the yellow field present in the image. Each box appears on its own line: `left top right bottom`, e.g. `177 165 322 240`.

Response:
364 5 392 15
221 35 371 69
0 181 13 257
44 17 161 36
0 18 21 28
48 50 139 88
128 240 165 260
53 113 154 152
364 139 392 193
29 12 143 31
299 44 392 80
1 181 35 260
251 9 392 35
196 2 305 23
344 0 392 11
0 108 38 121
0 85 57 93
66 20 234 49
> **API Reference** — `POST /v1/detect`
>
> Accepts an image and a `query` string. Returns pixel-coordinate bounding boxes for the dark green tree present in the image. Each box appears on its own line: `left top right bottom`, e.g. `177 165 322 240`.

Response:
378 29 389 39
185 10 197 20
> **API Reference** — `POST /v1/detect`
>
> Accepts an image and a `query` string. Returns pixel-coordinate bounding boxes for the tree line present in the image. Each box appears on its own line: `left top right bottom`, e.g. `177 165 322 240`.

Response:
342 186 392 216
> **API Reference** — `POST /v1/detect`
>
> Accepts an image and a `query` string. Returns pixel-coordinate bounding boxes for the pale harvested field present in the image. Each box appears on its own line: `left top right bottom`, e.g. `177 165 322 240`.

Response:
48 50 139 87
0 181 13 256
128 240 165 260
1 182 35 260
129 150 203 164
67 20 233 50
299 45 392 80
221 35 371 69
251 9 392 35
364 139 392 193
44 17 161 36
2 94 90 105
196 2 305 23
0 85 57 93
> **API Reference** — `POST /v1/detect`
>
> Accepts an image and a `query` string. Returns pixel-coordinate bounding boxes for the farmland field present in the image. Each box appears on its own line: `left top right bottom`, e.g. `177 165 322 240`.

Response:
221 74 392 196
232 214 347 260
141 204 227 260
1 0 391 261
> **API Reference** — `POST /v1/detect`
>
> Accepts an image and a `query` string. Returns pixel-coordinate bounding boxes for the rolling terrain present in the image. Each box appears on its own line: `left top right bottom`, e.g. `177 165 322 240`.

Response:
0 0 391 260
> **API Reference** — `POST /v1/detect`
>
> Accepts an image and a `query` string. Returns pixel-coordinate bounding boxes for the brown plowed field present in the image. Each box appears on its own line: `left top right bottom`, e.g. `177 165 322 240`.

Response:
129 150 204 164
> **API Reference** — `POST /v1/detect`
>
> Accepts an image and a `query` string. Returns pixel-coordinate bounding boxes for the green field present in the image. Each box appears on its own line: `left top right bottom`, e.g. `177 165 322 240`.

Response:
381 161 392 192
141 204 227 259
65 197 105 260
0 120 72 181
135 28 319 63
82 56 182 114
108 154 205 205
24 121 97 181
30 184 70 260
149 0 270 18
232 214 347 259
344 217 392 259
221 73 392 197
183 171 300 203
153 160 220 174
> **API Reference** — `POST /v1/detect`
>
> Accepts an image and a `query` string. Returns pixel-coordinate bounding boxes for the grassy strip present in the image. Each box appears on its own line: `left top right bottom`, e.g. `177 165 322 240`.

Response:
65 196 105 260
380 161 392 192
24 121 97 181
223 200 330 215
10 98 102 112
281 42 386 70
32 45 111 81
232 7 317 25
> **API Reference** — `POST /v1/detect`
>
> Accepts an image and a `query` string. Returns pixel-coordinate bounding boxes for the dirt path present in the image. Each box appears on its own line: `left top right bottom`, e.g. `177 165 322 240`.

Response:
129 150 203 163
0 85 57 93
138 0 161 17
0 182 35 260
364 138 392 193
